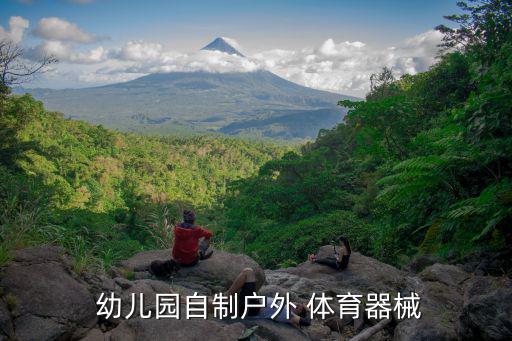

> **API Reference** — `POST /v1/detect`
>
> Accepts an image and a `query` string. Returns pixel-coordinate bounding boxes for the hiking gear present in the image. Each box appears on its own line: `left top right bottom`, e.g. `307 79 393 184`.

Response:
172 224 213 265
149 259 180 278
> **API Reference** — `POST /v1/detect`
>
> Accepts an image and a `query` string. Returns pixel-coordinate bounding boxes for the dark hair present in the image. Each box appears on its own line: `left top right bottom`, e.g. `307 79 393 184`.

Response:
183 210 195 223
338 235 352 254
295 303 308 318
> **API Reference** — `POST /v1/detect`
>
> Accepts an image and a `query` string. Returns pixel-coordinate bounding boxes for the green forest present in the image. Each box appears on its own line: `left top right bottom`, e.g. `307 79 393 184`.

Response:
1 1 511 273
0 95 287 271
221 1 512 268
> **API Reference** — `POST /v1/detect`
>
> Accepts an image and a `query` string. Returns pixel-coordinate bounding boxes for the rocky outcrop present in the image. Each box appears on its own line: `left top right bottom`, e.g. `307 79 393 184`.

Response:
393 264 471 341
119 248 266 292
282 247 407 294
1 244 510 341
0 246 97 341
458 276 512 340
110 318 247 341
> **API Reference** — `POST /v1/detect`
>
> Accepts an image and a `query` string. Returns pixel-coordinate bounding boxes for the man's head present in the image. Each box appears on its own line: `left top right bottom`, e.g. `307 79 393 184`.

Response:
183 210 195 224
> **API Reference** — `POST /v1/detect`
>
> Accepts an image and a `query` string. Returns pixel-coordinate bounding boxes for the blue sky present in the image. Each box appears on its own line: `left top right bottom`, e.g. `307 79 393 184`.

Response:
1 0 462 96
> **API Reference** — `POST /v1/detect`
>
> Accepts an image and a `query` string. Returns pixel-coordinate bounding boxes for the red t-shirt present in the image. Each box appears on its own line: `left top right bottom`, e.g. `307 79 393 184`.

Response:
172 224 213 265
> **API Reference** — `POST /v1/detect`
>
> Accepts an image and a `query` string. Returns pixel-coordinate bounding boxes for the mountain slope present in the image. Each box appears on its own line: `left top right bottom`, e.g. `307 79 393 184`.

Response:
18 38 357 140
21 70 355 139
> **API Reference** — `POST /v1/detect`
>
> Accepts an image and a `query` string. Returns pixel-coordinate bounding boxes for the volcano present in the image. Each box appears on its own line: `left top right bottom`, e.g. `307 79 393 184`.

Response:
18 38 357 140
201 37 245 57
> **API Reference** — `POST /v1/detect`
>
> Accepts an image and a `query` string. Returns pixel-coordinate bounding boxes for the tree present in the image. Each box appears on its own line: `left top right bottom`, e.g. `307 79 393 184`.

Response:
0 40 57 94
366 67 397 101
436 0 512 62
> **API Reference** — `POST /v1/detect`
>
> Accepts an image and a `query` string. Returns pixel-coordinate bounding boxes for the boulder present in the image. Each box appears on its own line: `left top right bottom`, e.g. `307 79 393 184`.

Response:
405 254 442 273
110 317 246 341
79 328 109 341
0 301 13 339
393 305 458 341
284 248 407 294
119 279 172 318
306 320 332 340
120 248 266 292
458 276 512 340
393 274 464 341
419 263 470 287
229 319 311 341
0 245 98 341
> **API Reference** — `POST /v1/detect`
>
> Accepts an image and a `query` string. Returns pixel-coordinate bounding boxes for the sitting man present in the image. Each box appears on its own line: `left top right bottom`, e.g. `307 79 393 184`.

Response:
150 210 213 278
172 209 214 266
225 268 311 328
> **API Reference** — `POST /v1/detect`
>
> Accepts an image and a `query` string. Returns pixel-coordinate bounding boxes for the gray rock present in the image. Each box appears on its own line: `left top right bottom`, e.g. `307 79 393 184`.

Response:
284 249 407 294
14 314 68 341
0 246 98 341
0 301 13 339
228 318 311 341
306 320 333 340
405 254 441 273
458 276 512 340
11 245 68 264
120 248 266 291
419 263 470 287
393 305 458 341
80 328 108 341
120 279 172 318
114 277 133 290
392 274 464 341
110 317 246 341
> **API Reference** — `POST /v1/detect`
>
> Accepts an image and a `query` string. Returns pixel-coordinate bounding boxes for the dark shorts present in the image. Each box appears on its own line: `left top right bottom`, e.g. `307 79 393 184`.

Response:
238 282 262 317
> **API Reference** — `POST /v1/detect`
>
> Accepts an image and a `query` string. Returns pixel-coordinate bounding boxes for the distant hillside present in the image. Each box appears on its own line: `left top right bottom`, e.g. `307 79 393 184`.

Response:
17 37 359 140
18 71 356 140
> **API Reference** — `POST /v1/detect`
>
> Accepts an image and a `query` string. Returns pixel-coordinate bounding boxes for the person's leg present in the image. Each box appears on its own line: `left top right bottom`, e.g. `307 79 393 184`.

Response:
225 268 256 296
314 257 340 270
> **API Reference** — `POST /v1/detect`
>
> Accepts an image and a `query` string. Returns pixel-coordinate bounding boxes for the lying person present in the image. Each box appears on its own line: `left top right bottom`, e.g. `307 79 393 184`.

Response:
225 268 311 328
308 235 351 271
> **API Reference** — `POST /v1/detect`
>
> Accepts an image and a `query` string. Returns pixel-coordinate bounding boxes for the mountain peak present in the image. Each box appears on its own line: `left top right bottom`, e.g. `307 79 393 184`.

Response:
201 37 244 57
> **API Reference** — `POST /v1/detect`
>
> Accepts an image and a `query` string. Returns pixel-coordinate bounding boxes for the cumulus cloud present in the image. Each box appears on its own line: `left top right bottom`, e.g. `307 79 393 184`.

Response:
33 17 105 43
0 16 30 43
27 29 443 96
112 41 164 62
96 31 442 95
252 30 443 95
107 40 259 74
27 41 108 64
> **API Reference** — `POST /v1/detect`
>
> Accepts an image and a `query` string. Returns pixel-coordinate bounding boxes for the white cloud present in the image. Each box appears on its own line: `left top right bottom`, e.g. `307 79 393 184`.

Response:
28 30 443 96
32 17 104 43
113 41 164 62
28 41 108 64
0 16 30 43
252 30 443 96
108 40 259 74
